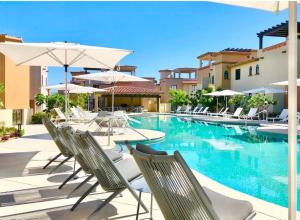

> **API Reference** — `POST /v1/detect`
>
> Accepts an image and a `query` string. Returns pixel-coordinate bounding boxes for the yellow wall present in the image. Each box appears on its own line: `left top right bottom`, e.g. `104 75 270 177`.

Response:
3 56 30 109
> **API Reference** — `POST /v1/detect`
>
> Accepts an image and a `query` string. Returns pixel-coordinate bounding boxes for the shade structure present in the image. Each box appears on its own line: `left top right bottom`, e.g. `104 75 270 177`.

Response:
243 87 286 94
68 87 106 94
204 90 243 109
209 1 299 219
0 42 132 117
44 83 83 91
272 78 300 86
74 71 149 111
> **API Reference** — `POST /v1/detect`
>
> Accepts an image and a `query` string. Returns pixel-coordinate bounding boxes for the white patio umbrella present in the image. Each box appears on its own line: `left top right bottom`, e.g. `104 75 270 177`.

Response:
0 42 132 116
74 70 149 112
243 87 286 94
209 1 299 218
205 90 243 109
272 78 300 86
44 83 84 91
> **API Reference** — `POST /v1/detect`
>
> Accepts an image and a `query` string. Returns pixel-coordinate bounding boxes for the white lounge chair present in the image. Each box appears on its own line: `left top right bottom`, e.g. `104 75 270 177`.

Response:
224 107 243 119
241 108 258 120
192 106 203 115
180 105 192 114
171 106 182 113
189 106 200 114
196 107 209 115
268 109 288 122
208 107 228 117
53 108 67 122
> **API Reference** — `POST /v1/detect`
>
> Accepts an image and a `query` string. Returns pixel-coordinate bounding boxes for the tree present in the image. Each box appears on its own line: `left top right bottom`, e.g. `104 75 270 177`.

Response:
169 89 189 108
188 84 218 110
247 94 277 111
70 93 88 110
35 93 46 106
228 95 250 112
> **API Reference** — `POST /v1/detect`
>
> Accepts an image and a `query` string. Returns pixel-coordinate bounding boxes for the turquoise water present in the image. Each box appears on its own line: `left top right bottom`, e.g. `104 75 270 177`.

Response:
130 115 300 209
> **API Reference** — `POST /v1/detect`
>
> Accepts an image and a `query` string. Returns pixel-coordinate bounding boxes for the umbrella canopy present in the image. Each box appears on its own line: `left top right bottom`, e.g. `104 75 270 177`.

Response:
44 83 83 91
74 70 149 83
74 71 149 111
205 90 243 96
243 87 286 94
0 42 132 116
0 42 132 69
68 87 106 94
272 78 300 86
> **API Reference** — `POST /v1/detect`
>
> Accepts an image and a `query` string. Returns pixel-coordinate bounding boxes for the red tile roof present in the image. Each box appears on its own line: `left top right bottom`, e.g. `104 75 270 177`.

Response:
262 41 286 52
103 86 161 96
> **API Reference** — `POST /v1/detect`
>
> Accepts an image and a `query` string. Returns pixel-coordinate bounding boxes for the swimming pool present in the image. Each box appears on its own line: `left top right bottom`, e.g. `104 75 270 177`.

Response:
130 115 300 210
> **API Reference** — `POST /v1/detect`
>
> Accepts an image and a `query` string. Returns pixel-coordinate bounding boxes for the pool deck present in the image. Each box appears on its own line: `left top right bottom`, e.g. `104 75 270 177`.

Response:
0 124 298 220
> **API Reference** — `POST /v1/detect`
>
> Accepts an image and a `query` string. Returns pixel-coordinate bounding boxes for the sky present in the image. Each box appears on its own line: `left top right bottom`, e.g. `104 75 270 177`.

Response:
0 1 294 85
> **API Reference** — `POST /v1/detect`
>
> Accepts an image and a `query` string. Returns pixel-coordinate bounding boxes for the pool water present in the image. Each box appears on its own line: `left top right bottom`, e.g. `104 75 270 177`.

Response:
130 115 300 209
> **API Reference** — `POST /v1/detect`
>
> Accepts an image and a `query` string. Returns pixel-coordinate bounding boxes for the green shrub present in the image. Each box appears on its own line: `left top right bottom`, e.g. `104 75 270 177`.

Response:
32 112 47 124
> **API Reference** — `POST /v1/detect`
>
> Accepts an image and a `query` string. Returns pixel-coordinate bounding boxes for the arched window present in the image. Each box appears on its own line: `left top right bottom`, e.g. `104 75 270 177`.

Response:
224 70 229 80
249 66 252 76
255 64 260 75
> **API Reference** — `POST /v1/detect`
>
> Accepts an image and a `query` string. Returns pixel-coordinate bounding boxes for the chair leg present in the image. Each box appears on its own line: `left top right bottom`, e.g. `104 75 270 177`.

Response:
49 156 73 174
128 187 149 213
70 181 99 211
67 174 94 198
136 192 142 220
87 189 124 219
58 167 82 189
43 153 62 169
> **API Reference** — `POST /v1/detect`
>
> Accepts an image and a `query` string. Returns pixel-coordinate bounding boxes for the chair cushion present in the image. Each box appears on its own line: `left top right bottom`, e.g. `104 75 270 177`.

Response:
115 158 141 181
136 143 167 155
104 149 122 161
203 187 254 220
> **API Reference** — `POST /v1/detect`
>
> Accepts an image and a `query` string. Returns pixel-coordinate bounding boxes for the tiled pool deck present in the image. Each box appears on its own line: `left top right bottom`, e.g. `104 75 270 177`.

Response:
0 123 298 220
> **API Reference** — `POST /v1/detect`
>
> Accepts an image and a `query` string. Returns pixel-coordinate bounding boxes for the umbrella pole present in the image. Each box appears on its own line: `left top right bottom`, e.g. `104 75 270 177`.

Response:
217 97 219 112
288 2 298 220
112 83 115 112
64 65 68 121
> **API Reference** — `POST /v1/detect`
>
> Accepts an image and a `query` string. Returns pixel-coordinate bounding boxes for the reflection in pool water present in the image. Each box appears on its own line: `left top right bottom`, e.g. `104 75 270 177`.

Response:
129 115 300 209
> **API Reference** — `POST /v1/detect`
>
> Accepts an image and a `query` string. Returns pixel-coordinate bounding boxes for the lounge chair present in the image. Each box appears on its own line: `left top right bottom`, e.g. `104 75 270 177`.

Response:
129 145 256 220
189 106 199 114
224 107 243 119
195 107 209 115
76 106 98 119
179 105 192 114
70 107 87 122
208 107 228 117
72 130 148 218
241 108 258 120
192 106 203 115
42 117 73 174
53 108 67 122
268 109 288 122
57 126 123 211
171 106 182 113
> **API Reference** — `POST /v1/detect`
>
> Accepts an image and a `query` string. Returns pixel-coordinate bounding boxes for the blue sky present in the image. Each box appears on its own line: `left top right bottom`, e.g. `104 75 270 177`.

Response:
0 1 293 85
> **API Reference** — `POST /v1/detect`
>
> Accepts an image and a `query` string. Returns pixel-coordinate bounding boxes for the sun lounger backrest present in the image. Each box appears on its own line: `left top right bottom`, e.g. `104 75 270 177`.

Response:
202 107 209 113
279 109 288 120
54 108 66 120
176 106 182 112
73 130 135 192
185 105 192 112
71 107 81 119
57 126 91 172
233 108 243 117
197 107 203 113
218 107 224 114
247 108 258 117
131 149 219 220
222 107 229 114
42 118 71 157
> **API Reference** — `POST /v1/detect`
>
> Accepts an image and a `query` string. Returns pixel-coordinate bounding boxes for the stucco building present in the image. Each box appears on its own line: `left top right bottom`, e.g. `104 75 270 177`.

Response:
159 68 198 103
0 34 48 125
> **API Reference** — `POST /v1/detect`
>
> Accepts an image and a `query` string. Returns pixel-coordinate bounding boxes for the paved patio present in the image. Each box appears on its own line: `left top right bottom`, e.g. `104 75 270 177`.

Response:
0 124 296 219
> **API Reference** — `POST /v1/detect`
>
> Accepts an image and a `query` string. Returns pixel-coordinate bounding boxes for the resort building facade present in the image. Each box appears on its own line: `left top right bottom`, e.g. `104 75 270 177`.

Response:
159 68 198 103
0 34 48 126
196 48 257 90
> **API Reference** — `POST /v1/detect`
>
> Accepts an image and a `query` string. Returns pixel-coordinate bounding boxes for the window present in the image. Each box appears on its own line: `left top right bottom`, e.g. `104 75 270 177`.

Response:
170 85 177 90
235 69 241 80
192 85 197 92
211 75 215 84
255 64 260 75
249 66 252 76
224 70 229 80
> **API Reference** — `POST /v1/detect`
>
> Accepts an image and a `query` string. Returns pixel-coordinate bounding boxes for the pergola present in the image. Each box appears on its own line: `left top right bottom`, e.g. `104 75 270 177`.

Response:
257 20 300 49
101 86 161 112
